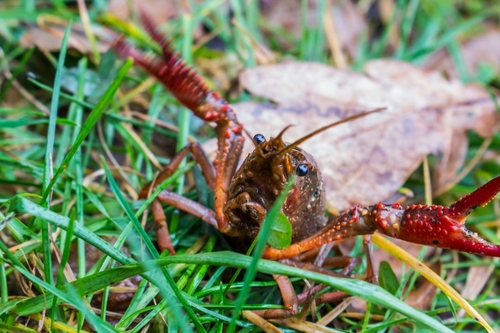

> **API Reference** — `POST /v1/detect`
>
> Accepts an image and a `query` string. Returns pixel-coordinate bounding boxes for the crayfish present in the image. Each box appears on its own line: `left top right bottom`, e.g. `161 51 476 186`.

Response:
115 13 500 318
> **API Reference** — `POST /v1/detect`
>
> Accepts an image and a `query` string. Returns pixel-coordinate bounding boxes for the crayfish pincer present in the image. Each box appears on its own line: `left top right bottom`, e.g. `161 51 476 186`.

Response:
263 175 500 259
115 11 500 319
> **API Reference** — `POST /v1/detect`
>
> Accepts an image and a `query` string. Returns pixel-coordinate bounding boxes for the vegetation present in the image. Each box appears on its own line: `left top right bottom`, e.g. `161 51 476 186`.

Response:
0 0 499 332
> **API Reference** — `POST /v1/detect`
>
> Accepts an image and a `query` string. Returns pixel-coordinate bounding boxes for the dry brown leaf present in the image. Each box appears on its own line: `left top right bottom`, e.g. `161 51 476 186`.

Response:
456 264 496 319
261 0 366 56
405 261 441 310
235 60 498 210
107 0 179 21
432 130 469 194
369 239 434 279
20 17 113 53
426 30 500 78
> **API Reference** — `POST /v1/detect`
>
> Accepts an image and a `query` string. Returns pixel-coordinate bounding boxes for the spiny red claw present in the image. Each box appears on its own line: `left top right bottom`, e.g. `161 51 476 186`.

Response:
114 11 246 233
378 176 500 257
263 176 500 260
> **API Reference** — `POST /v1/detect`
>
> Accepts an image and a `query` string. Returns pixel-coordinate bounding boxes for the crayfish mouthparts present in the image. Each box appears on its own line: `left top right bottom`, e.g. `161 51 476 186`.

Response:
263 176 500 260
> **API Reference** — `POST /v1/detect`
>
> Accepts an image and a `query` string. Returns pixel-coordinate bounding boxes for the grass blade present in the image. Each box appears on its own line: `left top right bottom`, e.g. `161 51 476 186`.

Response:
6 250 457 333
41 58 134 201
373 233 494 333
40 18 72 289
229 176 296 332
100 157 202 332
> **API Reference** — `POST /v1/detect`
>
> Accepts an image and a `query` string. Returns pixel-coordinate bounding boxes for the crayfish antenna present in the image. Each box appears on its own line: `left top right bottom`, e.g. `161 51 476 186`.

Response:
275 107 384 157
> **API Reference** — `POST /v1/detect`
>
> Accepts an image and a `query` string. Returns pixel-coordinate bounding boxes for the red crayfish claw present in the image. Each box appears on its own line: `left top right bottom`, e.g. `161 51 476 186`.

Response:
263 176 500 260
377 175 500 257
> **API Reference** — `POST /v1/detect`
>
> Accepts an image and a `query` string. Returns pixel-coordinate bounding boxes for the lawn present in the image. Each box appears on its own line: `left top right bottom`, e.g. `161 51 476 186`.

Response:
0 1 499 332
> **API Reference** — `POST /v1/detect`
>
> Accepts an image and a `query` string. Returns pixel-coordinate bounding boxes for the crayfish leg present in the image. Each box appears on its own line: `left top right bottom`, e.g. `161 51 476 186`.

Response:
151 199 175 255
262 206 376 260
114 13 245 236
251 258 356 319
251 274 298 319
139 143 218 253
363 235 378 284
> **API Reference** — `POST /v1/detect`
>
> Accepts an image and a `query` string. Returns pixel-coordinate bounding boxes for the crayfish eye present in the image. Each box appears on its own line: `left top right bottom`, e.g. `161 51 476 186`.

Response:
296 163 309 177
253 133 266 144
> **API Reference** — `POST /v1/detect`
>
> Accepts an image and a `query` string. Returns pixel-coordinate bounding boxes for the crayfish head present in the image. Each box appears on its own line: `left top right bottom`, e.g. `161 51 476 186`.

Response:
224 132 328 245
223 109 385 246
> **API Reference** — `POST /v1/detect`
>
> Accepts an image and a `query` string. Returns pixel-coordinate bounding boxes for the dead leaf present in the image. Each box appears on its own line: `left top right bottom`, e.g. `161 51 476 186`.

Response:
432 130 469 195
235 60 498 211
405 261 441 310
20 16 113 53
426 30 500 79
107 0 179 22
456 264 496 318
368 238 434 279
261 0 366 56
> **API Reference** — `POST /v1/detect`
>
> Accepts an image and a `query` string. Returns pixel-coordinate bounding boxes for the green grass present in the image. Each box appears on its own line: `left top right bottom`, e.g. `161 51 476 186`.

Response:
0 0 500 332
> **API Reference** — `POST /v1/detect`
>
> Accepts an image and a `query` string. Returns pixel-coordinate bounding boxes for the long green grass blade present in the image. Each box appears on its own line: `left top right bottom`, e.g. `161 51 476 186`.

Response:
41 58 133 201
228 176 297 332
0 239 115 332
101 157 202 332
40 18 72 289
6 249 455 333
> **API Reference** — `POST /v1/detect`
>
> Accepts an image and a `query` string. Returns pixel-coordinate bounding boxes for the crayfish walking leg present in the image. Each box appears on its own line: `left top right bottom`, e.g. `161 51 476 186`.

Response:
138 142 219 253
